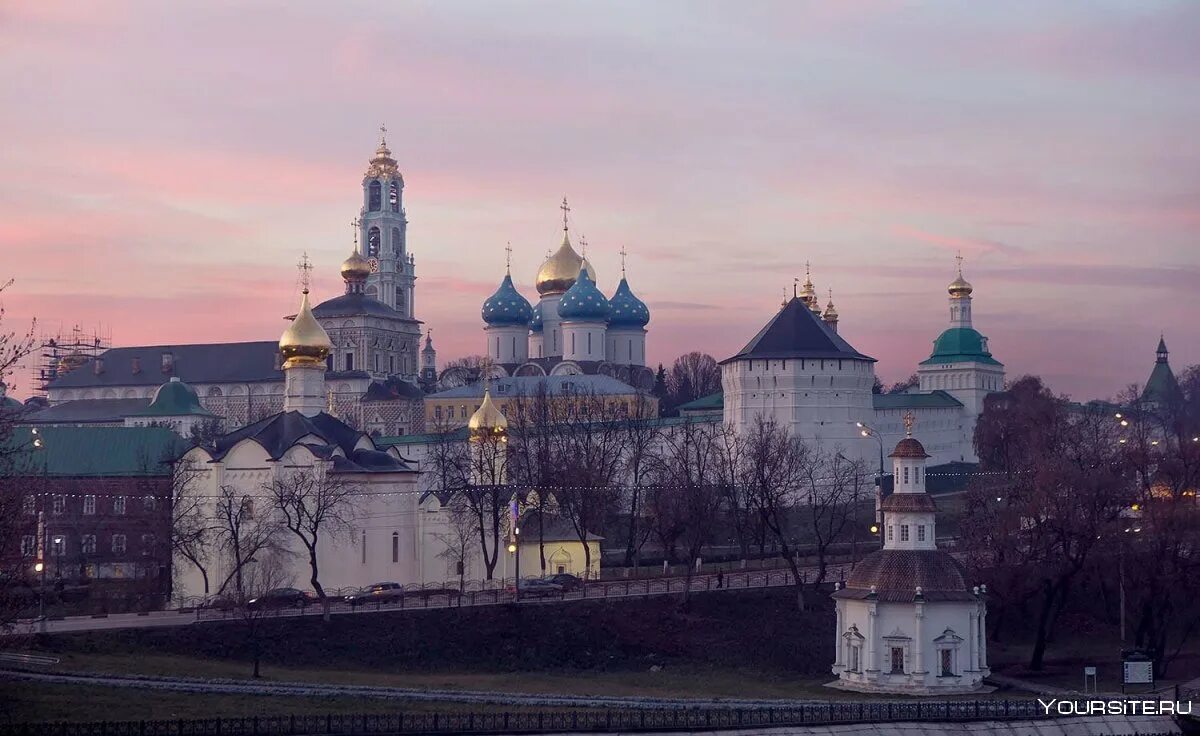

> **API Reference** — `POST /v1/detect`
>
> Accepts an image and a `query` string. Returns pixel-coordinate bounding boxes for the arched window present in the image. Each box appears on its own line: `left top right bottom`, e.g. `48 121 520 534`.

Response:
395 288 406 311
368 181 382 211
391 227 402 255
389 181 400 212
392 532 399 563
367 227 380 257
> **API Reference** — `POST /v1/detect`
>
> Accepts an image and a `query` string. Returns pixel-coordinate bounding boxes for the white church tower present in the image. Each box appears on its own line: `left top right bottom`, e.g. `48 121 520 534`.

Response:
360 126 416 319
916 257 1004 458
830 416 989 694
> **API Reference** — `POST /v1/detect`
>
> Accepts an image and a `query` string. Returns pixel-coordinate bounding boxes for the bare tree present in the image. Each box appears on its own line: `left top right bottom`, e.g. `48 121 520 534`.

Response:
169 457 213 600
234 552 292 678
800 451 866 595
505 382 556 573
886 373 920 394
617 394 662 568
433 495 478 596
665 352 721 413
439 355 492 388
265 465 359 621
213 485 281 601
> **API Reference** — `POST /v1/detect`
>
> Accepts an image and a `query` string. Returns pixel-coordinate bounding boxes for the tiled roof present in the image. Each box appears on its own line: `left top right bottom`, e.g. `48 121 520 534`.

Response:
312 292 414 321
48 342 281 388
920 327 1002 367
677 392 724 411
209 410 413 473
889 437 930 459
6 426 186 477
833 550 975 602
362 377 426 402
872 390 963 410
722 297 874 364
879 493 939 513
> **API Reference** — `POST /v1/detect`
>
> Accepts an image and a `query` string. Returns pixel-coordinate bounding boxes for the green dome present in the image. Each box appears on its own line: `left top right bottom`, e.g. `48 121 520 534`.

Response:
138 378 214 417
920 327 1002 366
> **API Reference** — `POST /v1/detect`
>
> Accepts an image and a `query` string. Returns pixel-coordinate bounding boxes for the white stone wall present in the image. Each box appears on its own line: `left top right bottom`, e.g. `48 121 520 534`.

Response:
561 323 607 362
485 325 530 365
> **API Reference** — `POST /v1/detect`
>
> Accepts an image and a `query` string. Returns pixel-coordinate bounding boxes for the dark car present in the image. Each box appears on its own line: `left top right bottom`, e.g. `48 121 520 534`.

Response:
344 582 405 606
546 573 583 591
199 593 238 610
247 588 315 609
516 579 564 598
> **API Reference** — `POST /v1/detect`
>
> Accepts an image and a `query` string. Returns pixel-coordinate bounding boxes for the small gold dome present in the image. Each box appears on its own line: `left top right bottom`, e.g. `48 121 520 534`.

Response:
279 290 333 367
535 232 597 296
948 273 973 298
468 385 508 434
824 302 838 321
340 251 371 282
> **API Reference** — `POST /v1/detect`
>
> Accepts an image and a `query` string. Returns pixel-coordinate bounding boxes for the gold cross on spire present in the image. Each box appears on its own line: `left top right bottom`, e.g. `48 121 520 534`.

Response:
505 242 512 274
351 218 360 246
580 234 588 257
619 246 628 276
560 196 571 232
297 251 313 294
956 250 964 276
903 410 915 437
379 123 388 146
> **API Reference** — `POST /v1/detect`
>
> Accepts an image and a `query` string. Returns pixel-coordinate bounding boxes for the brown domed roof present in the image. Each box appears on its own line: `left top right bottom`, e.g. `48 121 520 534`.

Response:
889 437 929 459
832 550 975 602
879 493 938 513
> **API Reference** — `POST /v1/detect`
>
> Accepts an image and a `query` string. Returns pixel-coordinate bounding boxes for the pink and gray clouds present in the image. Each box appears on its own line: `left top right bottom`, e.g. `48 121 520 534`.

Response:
0 1 1197 399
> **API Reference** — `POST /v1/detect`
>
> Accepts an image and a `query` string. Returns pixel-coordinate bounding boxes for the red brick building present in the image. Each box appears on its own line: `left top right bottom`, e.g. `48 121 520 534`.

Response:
7 426 183 594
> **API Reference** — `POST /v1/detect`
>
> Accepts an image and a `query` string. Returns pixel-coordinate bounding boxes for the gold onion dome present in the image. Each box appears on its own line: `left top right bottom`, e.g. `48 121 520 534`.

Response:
468 385 508 434
279 290 333 367
340 250 371 282
948 272 973 298
536 232 597 296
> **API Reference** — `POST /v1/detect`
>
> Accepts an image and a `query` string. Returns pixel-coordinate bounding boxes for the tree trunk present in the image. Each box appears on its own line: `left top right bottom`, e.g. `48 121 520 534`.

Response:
1028 583 1059 671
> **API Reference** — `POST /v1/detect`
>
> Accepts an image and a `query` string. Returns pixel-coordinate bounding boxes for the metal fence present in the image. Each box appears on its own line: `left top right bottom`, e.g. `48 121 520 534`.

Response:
2 700 1063 736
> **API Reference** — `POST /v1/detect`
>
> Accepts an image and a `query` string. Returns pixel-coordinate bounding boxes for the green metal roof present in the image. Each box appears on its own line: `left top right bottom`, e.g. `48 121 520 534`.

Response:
6 426 187 477
133 378 214 417
920 327 1002 366
872 390 963 410
677 392 724 411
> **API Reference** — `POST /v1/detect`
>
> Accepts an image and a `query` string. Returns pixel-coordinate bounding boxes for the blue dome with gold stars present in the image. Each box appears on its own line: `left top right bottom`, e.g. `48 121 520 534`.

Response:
608 277 650 328
529 301 544 333
557 267 610 322
482 274 533 326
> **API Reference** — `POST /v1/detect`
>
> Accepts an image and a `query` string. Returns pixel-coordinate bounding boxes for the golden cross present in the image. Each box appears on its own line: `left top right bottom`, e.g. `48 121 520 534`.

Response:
580 234 588 257
560 196 570 231
505 242 512 274
297 252 313 293
619 246 628 275
956 250 964 275
379 124 388 145
351 218 360 246
903 411 915 437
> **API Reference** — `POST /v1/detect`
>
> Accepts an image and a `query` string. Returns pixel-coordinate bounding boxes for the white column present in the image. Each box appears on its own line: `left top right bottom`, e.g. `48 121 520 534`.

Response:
866 603 878 673
833 604 844 668
913 604 925 680
978 602 988 669
968 611 978 672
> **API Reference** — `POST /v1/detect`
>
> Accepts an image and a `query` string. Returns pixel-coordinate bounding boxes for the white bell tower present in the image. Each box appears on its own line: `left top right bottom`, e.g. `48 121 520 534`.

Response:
360 125 416 320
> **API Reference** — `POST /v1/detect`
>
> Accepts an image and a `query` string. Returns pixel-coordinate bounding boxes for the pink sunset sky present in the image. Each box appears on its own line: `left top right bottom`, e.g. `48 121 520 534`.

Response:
1 1 1197 400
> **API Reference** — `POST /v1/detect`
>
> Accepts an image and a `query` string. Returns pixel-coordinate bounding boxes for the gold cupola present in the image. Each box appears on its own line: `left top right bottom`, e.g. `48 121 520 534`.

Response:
536 230 596 296
279 288 333 368
340 250 371 284
823 289 839 322
365 126 400 180
948 256 973 298
468 384 508 435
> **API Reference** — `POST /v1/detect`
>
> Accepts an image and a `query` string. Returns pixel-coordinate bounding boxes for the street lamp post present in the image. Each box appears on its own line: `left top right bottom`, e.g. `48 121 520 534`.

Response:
856 422 886 527
508 526 521 602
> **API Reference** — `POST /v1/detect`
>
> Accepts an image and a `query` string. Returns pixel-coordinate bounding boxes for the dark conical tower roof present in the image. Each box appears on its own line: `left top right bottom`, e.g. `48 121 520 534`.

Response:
721 297 874 364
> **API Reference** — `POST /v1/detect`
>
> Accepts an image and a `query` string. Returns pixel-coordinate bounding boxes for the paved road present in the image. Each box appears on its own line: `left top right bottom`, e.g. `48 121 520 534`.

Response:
9 563 853 636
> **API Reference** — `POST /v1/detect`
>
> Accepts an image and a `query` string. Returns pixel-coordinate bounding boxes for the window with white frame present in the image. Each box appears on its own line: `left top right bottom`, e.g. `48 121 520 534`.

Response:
112 534 127 554
917 525 926 542
113 496 126 515
51 535 66 557
52 495 65 515
20 535 36 557
142 495 157 512
82 535 97 555
900 525 910 542
887 525 894 542
83 495 96 515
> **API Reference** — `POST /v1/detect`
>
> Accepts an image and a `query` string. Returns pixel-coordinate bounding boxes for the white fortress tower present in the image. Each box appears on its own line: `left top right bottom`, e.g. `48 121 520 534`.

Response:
831 417 989 694
721 285 876 467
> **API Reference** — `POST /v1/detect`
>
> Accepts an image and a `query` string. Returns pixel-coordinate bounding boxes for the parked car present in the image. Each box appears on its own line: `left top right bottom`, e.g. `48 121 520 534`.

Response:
344 582 405 606
246 588 316 609
515 578 564 598
546 573 583 591
199 593 238 610
413 586 462 600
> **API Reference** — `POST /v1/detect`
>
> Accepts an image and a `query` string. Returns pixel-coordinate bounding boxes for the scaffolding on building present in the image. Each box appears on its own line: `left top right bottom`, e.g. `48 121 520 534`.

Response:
31 324 112 396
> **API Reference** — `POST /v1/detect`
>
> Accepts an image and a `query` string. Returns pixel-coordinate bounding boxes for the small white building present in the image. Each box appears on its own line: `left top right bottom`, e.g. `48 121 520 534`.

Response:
830 420 989 694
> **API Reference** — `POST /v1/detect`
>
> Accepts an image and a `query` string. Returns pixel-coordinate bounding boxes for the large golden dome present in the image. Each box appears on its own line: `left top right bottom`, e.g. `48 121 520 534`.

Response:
340 250 371 282
468 385 508 435
279 290 333 367
536 232 597 296
948 273 973 298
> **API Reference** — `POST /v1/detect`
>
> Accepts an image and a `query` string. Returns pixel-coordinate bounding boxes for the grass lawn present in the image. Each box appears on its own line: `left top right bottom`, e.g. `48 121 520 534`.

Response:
0 680 486 724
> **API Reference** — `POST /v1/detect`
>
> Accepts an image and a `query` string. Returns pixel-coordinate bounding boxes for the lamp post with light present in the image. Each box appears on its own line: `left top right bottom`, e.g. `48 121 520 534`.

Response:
856 422 886 529
508 526 521 602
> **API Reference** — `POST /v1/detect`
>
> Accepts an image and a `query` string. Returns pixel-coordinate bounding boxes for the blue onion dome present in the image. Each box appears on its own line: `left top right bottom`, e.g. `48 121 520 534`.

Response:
529 301 544 333
608 277 650 328
482 274 533 326
558 266 611 321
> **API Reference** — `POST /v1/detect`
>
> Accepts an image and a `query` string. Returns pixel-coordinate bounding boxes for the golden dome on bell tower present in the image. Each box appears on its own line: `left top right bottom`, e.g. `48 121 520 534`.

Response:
340 250 371 282
948 254 973 298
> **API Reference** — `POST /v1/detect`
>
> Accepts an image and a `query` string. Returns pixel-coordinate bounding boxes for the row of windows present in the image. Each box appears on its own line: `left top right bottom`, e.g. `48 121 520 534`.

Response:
744 359 867 373
900 466 922 484
20 533 157 557
23 495 157 516
923 372 1002 391
844 642 958 676
886 524 928 542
